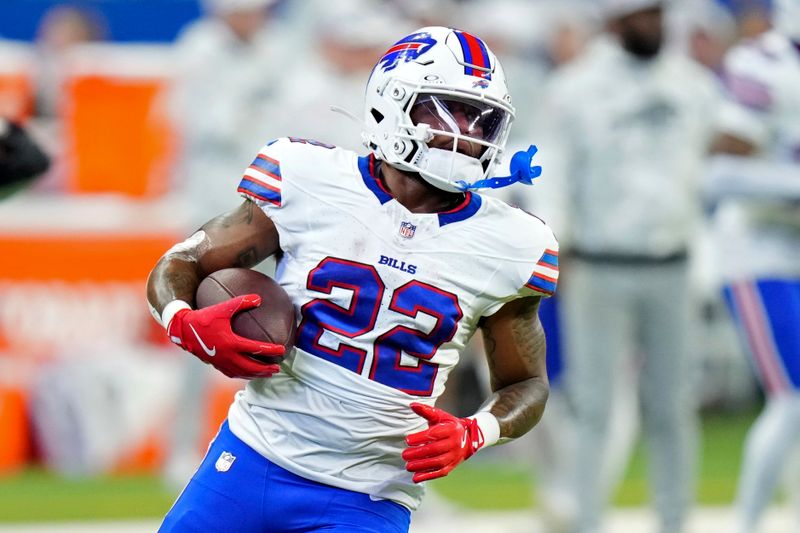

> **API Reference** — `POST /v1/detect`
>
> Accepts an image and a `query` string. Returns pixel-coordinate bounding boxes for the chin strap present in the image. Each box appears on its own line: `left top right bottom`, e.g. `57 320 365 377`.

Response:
455 145 542 191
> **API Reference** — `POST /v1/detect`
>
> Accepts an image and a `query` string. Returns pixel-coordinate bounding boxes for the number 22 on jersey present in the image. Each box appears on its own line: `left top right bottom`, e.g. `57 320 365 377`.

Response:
295 257 463 396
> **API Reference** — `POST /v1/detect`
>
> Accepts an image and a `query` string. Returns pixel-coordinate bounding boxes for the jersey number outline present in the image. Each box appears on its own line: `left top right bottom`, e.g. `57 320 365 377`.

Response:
296 257 463 396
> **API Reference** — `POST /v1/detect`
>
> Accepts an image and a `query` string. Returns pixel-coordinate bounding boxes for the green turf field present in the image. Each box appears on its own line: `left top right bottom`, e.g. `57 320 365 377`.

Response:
0 410 755 522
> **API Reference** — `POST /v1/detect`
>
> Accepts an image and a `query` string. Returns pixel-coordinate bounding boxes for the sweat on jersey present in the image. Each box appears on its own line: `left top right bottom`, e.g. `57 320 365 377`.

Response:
228 137 558 510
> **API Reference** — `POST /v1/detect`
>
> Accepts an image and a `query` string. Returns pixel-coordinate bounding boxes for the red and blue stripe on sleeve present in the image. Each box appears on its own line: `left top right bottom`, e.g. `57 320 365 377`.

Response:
525 248 559 296
238 152 282 206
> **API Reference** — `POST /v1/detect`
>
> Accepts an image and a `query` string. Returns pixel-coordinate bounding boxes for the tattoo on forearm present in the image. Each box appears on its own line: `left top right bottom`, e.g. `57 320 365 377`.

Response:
235 247 258 267
510 310 545 366
483 328 498 376
147 258 201 313
482 299 549 440
165 269 199 301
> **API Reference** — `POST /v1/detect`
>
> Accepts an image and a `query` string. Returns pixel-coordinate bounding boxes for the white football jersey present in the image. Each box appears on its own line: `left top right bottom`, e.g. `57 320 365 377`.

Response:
227 137 558 509
714 31 800 280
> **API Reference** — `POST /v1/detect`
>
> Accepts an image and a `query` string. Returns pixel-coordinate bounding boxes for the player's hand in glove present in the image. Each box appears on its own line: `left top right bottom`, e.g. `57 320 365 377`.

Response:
166 294 285 379
402 402 487 483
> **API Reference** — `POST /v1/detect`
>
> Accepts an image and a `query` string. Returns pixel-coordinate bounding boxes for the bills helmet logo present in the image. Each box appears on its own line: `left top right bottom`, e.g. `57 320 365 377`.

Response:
399 221 417 239
378 33 437 72
472 79 490 89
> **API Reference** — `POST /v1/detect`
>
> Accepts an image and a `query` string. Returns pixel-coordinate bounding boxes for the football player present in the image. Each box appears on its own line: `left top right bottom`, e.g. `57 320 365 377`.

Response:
536 0 720 531
710 1 800 531
147 26 557 532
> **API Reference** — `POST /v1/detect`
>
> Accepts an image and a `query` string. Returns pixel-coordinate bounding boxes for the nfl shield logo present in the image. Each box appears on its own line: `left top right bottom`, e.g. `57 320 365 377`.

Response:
399 221 416 239
215 451 236 472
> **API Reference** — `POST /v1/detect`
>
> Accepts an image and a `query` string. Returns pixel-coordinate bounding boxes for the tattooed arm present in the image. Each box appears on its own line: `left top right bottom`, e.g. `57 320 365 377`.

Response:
146 199 280 317
479 296 549 440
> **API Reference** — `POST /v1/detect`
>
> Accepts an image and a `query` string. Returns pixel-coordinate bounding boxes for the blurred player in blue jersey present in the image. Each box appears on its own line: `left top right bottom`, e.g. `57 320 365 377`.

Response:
147 26 558 532
710 1 800 531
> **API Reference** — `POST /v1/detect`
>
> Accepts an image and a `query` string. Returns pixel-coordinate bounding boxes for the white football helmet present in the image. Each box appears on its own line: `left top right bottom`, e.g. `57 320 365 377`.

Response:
363 26 515 193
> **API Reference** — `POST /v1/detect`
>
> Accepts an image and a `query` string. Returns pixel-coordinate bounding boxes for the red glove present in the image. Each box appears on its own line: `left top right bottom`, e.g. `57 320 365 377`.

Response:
402 402 486 483
166 294 285 379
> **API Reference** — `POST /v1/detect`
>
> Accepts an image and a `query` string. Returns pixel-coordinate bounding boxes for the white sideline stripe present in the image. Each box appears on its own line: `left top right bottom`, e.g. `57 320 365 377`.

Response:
0 507 794 533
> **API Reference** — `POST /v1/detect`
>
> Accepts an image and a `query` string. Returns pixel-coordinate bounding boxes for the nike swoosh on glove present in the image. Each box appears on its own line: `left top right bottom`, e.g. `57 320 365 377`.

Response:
166 294 285 379
402 402 485 483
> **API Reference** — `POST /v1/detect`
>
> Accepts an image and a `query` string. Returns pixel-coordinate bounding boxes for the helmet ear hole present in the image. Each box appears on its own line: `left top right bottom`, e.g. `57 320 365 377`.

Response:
370 109 385 124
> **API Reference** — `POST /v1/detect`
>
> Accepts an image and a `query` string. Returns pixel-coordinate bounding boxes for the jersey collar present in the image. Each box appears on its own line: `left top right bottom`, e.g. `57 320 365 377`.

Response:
437 191 482 227
357 154 483 226
358 154 393 205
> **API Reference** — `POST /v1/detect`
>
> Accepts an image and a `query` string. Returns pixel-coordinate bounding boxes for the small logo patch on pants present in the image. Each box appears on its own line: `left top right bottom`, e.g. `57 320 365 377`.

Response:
215 451 236 472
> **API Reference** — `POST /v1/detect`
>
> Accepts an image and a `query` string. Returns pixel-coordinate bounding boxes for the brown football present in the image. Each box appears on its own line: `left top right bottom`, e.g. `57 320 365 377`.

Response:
195 268 296 355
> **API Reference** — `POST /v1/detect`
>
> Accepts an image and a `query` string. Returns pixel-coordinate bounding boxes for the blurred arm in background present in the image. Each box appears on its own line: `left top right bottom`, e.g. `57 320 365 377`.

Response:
0 118 50 198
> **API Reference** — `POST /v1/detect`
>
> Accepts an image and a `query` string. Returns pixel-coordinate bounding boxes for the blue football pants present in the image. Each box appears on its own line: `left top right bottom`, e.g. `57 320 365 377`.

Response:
723 278 800 394
160 421 411 533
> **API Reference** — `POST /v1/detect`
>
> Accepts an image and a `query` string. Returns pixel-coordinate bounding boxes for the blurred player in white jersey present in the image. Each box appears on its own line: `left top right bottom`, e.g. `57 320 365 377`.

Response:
709 1 800 531
538 1 719 531
147 26 557 532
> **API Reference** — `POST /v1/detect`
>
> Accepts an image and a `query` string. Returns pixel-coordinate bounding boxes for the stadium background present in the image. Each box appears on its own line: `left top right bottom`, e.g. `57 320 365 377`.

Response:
0 0 793 531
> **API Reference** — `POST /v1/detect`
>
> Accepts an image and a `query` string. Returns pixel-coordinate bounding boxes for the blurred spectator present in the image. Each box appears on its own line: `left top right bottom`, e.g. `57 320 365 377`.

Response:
162 0 290 488
270 0 406 152
28 5 106 193
389 0 459 27
709 0 800 531
684 0 738 73
537 1 720 531
0 118 50 198
34 5 107 119
736 3 772 38
168 0 292 227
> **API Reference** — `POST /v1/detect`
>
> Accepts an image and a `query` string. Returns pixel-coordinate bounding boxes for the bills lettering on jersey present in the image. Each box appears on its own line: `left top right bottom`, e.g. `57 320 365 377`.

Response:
379 254 417 274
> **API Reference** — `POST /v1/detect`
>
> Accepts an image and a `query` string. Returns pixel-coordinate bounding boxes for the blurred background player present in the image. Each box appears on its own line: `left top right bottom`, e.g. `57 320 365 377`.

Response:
161 0 288 487
537 0 720 531
709 0 800 531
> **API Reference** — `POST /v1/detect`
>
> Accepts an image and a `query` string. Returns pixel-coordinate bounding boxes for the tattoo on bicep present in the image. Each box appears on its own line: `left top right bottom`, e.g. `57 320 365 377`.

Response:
484 300 549 439
204 201 257 232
